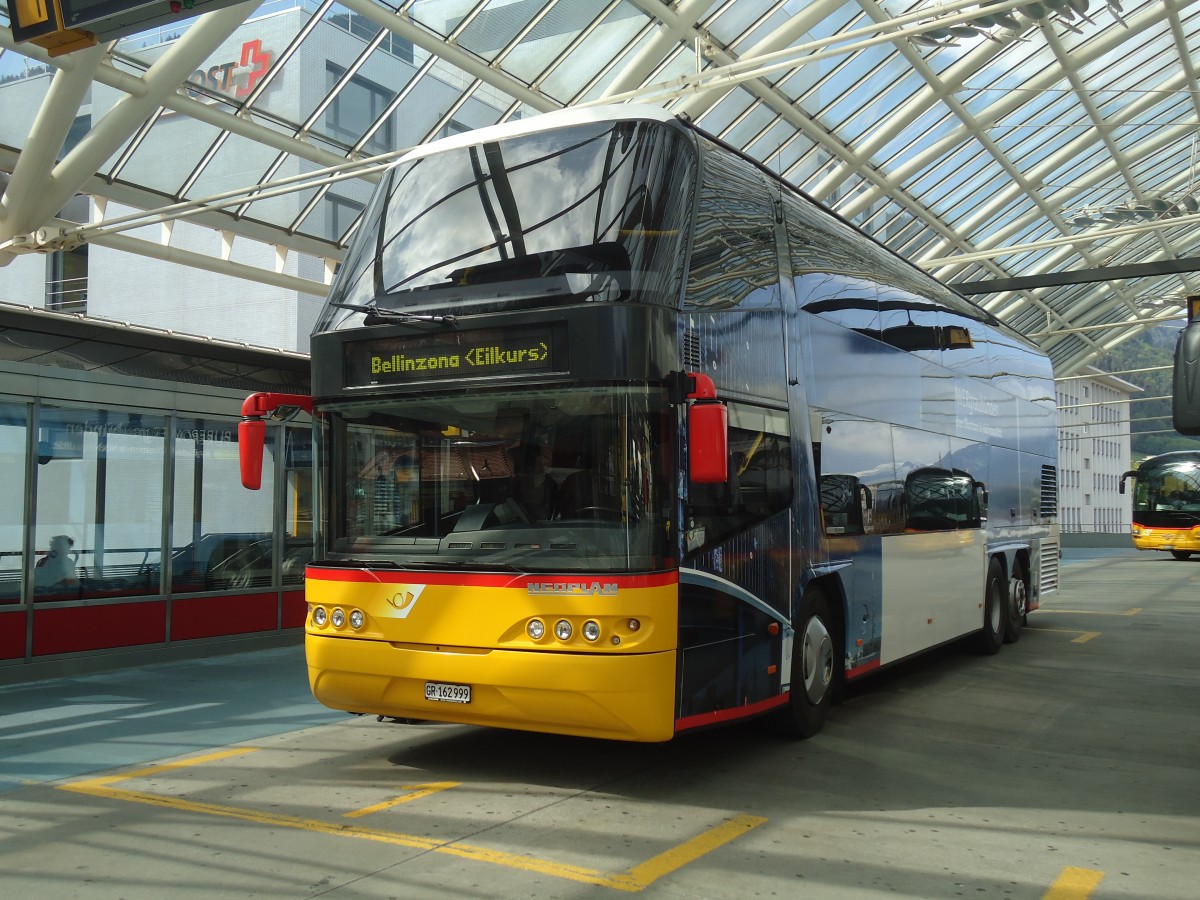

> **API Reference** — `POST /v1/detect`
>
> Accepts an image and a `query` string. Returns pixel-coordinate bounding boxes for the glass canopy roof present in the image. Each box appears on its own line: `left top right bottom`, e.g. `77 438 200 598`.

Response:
1 0 1197 373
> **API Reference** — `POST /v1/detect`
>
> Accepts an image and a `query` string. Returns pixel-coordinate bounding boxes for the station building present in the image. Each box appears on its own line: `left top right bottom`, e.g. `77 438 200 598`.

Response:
0 302 310 675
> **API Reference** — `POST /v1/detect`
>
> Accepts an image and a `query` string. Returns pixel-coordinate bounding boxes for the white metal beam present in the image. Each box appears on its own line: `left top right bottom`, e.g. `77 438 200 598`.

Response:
338 0 558 113
28 3 259 228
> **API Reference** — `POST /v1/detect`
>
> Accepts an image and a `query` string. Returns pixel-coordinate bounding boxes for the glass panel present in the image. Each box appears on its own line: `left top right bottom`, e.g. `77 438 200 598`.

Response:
318 118 695 329
171 416 275 593
283 425 314 587
1131 456 1200 528
0 402 28 605
34 406 166 601
319 384 672 573
686 403 792 553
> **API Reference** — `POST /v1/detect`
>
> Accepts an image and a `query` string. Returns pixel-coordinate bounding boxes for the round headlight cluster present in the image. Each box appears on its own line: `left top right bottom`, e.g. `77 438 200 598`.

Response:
526 617 608 644
310 605 364 631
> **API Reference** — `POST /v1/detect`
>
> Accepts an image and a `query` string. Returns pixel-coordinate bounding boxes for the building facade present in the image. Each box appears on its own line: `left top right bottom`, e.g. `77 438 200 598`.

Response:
1056 367 1140 534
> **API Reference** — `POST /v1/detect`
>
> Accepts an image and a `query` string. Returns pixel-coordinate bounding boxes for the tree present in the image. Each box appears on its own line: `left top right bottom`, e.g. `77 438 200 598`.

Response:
1093 325 1200 457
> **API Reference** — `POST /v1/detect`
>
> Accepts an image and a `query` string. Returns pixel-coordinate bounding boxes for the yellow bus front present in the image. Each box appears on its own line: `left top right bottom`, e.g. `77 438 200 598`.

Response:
305 568 680 742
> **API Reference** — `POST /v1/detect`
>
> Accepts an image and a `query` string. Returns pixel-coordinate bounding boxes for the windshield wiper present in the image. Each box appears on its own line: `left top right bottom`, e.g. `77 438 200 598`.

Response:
331 301 457 328
315 557 401 568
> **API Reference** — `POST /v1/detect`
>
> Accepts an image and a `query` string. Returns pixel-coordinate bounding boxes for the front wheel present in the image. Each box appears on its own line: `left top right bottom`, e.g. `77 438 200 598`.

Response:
1170 550 1193 560
772 587 837 738
978 558 1007 655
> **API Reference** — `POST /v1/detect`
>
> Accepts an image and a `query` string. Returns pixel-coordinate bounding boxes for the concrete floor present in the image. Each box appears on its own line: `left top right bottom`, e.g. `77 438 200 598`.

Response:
1 548 1196 899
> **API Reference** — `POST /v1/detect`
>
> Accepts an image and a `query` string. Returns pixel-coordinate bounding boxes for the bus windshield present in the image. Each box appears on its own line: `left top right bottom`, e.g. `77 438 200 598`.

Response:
318 385 673 572
316 118 694 329
1132 457 1200 526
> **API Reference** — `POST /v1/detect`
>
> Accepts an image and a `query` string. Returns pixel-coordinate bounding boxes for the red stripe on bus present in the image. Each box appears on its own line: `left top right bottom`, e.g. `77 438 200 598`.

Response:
846 659 881 680
675 693 790 732
305 567 678 589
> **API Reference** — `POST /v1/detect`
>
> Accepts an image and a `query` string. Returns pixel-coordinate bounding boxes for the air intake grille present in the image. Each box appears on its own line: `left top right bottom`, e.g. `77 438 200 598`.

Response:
683 329 701 371
1040 465 1058 519
1039 538 1060 594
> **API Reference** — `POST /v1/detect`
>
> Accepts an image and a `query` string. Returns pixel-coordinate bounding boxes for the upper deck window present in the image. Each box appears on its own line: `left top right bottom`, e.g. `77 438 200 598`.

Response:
317 118 696 329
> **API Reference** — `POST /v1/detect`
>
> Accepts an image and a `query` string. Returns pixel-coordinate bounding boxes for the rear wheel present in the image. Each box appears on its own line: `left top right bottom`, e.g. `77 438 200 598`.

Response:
978 558 1006 655
1004 560 1027 644
773 587 836 738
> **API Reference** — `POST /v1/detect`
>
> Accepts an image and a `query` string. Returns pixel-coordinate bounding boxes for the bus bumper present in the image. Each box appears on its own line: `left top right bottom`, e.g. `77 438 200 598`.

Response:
306 633 678 742
1132 526 1200 553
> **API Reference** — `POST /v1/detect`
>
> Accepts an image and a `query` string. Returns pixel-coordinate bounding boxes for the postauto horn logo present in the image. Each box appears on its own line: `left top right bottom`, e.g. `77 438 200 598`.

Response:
385 585 425 618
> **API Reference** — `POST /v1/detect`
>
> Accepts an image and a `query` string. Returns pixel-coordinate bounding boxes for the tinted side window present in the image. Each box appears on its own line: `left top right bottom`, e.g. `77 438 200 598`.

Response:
686 403 791 552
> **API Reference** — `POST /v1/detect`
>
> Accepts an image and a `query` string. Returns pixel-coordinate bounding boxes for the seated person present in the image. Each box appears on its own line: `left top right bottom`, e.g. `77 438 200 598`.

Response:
35 534 79 590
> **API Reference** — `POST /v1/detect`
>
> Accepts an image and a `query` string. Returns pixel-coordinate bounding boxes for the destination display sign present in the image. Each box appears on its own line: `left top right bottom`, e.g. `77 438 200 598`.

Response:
344 325 564 388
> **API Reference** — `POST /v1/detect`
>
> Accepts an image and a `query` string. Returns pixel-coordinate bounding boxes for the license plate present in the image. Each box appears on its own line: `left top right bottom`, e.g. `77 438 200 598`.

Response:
425 681 471 704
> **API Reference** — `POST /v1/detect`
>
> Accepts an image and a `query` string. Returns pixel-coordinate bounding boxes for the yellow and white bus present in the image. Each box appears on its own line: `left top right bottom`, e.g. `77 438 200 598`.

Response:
240 105 1060 742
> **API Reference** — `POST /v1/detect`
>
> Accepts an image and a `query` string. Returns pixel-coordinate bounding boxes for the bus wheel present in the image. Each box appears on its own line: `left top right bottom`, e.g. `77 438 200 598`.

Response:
1004 561 1027 644
774 587 835 738
1170 550 1192 560
978 558 1006 655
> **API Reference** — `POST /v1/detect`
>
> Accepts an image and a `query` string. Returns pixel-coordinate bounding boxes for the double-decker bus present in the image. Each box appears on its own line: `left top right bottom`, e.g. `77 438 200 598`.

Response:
239 105 1060 742
1120 451 1200 559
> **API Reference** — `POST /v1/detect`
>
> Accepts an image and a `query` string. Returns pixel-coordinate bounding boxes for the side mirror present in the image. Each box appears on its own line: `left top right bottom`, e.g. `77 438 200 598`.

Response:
238 392 314 490
859 484 873 510
1119 470 1136 495
1173 318 1200 435
239 418 267 490
686 372 728 484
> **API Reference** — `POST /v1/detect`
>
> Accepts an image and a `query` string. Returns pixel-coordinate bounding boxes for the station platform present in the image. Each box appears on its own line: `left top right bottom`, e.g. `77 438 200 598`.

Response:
1 546 1196 900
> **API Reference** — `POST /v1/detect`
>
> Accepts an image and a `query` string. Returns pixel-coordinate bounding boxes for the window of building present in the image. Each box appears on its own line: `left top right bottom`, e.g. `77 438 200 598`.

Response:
46 245 88 314
326 192 365 244
325 63 395 155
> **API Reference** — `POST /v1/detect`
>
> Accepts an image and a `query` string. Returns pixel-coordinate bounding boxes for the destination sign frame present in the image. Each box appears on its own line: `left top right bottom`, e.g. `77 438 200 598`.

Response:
344 324 566 388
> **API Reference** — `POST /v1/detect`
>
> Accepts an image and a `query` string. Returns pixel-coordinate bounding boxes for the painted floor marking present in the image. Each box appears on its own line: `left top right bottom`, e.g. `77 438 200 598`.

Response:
1038 607 1142 617
56 749 765 893
344 781 460 818
1027 626 1102 643
1042 866 1104 899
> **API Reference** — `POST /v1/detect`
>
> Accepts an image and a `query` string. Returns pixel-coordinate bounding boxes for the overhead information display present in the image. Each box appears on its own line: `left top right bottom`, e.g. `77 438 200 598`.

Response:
344 325 565 388
6 0 250 56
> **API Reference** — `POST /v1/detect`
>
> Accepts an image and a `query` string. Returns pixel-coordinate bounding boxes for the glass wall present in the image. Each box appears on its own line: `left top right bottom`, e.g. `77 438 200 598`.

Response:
0 389 313 665
172 417 275 593
0 402 28 605
33 406 167 601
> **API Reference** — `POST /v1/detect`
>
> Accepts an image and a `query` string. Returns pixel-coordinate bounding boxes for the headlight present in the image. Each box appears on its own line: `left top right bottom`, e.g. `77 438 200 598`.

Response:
331 608 346 628
527 618 545 640
554 619 573 641
582 620 601 642
312 606 327 627
349 609 364 629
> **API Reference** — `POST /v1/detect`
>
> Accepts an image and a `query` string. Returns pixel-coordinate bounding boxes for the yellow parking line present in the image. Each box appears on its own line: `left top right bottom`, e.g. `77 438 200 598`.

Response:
1043 866 1104 899
1038 608 1141 617
344 781 460 818
57 751 764 893
1025 627 1101 643
614 814 766 890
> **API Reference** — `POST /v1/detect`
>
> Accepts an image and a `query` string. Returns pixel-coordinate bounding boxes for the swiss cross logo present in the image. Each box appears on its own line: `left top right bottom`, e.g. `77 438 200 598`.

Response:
185 40 273 100
236 39 271 98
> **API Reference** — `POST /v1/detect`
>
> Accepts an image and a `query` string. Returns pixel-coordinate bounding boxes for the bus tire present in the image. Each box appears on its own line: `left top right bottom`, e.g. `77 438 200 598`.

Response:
1004 560 1027 644
773 587 836 738
1170 550 1192 560
978 558 1006 655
